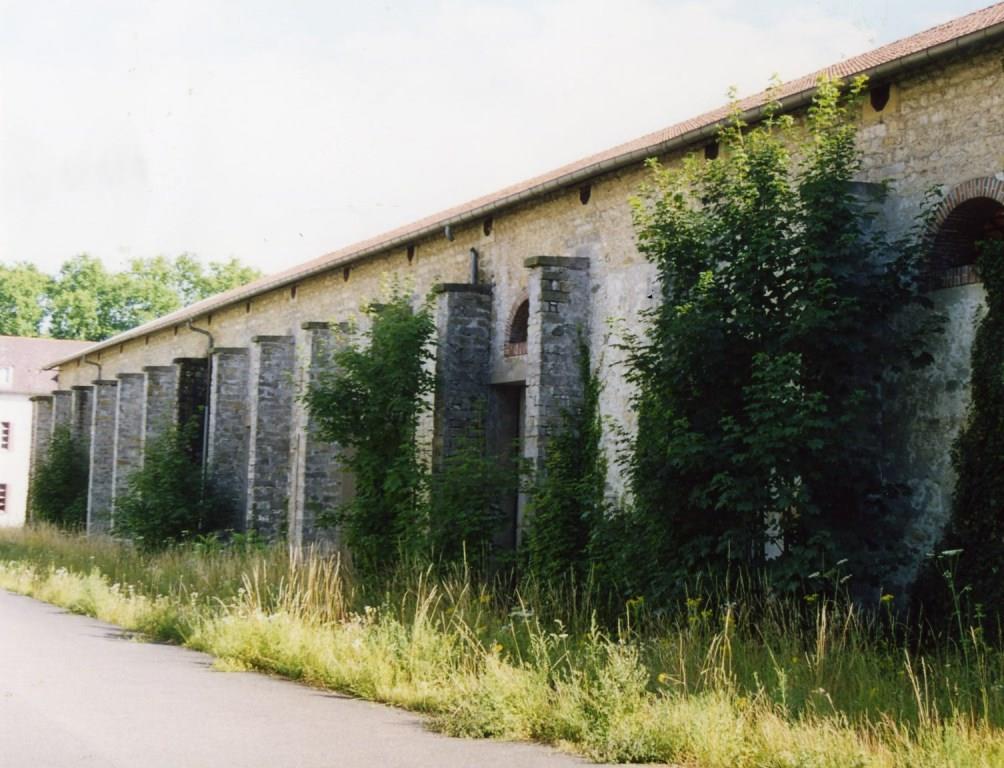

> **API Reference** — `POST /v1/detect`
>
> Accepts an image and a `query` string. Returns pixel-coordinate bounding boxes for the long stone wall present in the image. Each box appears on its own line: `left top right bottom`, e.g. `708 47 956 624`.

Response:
31 37 1004 578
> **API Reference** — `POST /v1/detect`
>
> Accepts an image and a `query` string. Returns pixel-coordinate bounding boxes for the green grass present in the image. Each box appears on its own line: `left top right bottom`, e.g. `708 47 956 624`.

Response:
2 525 1003 766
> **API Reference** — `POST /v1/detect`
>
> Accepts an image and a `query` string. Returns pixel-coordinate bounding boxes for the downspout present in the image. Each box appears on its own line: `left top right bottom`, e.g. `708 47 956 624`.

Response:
187 320 214 491
82 355 102 381
469 248 479 284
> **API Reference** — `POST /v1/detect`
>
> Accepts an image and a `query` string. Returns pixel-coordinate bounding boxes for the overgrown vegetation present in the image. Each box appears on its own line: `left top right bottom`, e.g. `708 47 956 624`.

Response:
305 289 437 574
3 525 1004 767
624 78 938 601
113 422 231 549
921 239 1004 630
524 341 607 586
27 426 88 529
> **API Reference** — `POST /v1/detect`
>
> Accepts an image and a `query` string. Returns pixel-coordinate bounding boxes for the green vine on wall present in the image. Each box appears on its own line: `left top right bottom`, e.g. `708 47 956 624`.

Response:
624 77 938 600
924 240 1004 625
524 341 607 585
305 288 436 574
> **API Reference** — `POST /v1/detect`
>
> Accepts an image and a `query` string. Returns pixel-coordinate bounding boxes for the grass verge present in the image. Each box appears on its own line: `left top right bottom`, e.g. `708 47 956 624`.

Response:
1 525 1003 767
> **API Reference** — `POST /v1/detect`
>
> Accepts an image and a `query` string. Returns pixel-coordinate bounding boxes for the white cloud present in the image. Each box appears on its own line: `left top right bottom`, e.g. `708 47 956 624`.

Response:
0 0 982 275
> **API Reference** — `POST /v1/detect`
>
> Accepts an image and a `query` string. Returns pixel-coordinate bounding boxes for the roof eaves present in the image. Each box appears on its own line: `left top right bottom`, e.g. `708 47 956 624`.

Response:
46 7 1004 371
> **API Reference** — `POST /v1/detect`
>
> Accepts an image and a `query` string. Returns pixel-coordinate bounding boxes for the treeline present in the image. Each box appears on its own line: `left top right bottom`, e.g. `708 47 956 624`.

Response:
0 254 261 341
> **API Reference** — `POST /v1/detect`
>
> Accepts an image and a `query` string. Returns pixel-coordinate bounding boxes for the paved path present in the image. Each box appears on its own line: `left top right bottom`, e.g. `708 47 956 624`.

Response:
0 589 599 768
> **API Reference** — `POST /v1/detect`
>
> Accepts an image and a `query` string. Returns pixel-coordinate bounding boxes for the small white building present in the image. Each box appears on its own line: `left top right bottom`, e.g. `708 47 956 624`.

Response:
0 337 91 527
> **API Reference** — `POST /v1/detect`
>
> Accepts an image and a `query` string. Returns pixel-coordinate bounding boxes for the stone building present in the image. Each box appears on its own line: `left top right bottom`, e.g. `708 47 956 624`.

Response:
37 6 1004 585
0 336 92 527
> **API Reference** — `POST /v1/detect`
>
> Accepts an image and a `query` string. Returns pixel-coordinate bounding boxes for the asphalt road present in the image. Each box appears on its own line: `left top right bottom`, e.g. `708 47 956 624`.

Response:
0 589 599 768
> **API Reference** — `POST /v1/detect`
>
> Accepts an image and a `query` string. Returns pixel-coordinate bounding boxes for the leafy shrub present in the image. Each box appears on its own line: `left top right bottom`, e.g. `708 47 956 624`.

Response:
305 288 436 574
113 421 231 548
428 432 516 573
625 78 937 600
28 425 88 529
524 341 607 585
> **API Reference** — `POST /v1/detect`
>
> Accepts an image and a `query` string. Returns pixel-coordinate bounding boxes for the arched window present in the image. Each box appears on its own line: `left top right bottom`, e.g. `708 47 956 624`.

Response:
504 299 529 357
931 197 1004 288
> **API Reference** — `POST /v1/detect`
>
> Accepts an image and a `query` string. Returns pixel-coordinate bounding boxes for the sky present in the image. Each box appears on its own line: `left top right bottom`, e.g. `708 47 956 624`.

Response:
0 0 996 276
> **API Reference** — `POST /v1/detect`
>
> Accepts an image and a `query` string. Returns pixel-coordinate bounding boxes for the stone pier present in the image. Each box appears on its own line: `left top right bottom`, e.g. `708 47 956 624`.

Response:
523 256 591 472
174 358 209 463
87 380 118 533
51 390 72 435
246 336 295 537
112 373 145 508
29 396 53 477
70 386 93 454
432 284 493 468
288 322 343 547
142 365 178 448
207 348 250 529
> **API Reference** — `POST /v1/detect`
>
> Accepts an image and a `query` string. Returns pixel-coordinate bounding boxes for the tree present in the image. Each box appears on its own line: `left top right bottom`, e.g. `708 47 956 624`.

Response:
305 288 436 574
34 253 262 341
625 78 936 600
0 262 50 336
46 254 120 341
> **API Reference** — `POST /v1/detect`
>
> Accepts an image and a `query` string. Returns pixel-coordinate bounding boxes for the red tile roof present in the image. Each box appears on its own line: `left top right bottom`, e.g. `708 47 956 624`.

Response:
0 337 92 395
48 2 1004 369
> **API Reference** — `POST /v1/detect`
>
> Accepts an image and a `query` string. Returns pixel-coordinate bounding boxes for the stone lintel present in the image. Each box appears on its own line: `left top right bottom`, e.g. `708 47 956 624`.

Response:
301 321 329 330
29 395 54 402
115 372 145 379
51 389 72 395
142 365 175 372
523 255 590 270
92 379 119 386
432 283 492 295
251 335 293 343
71 385 93 391
211 347 248 356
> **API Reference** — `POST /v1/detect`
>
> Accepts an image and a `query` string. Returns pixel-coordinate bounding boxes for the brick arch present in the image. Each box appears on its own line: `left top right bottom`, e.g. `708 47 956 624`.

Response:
931 176 1004 230
503 293 529 357
928 176 1004 288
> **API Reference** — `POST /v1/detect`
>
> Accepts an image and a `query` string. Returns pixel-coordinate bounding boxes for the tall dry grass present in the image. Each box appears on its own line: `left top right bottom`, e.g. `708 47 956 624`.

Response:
2 525 1003 766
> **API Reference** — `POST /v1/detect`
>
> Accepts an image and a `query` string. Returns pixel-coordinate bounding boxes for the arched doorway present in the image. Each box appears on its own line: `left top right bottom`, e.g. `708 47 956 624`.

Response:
930 178 1004 288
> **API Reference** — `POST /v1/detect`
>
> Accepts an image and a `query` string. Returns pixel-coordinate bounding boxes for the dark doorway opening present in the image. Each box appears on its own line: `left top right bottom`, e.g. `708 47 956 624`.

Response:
931 197 1004 288
491 383 525 552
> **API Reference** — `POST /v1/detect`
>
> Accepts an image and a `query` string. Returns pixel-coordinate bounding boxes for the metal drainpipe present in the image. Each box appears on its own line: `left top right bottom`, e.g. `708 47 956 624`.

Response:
82 356 102 381
187 320 214 489
469 248 479 284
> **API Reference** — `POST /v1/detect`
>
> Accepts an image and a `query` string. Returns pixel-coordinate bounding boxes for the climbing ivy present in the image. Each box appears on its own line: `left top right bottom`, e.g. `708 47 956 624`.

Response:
924 239 1004 626
625 78 937 600
524 341 607 585
305 288 436 575
28 426 88 529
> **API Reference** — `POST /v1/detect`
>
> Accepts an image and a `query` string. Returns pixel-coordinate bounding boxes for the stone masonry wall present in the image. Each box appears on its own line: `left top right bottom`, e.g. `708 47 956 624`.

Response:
246 336 295 537
207 348 250 530
523 256 591 473
175 358 209 464
48 38 1004 573
51 390 72 435
70 386 93 454
112 373 145 511
288 322 343 547
142 365 178 448
432 284 493 469
29 396 52 479
87 380 117 533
